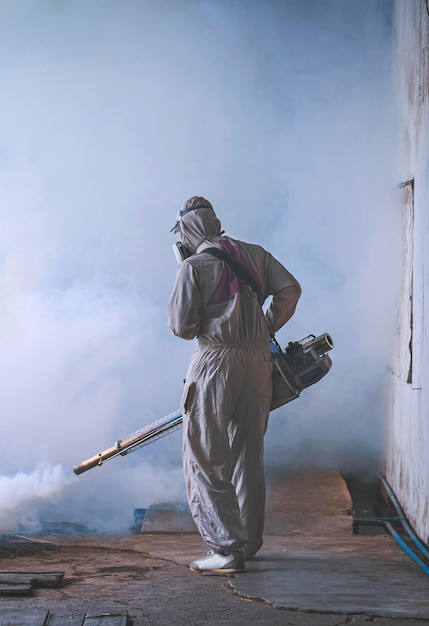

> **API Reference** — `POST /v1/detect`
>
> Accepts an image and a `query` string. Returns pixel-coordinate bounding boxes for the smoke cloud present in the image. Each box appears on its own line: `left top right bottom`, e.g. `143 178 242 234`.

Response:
0 465 71 531
0 0 397 533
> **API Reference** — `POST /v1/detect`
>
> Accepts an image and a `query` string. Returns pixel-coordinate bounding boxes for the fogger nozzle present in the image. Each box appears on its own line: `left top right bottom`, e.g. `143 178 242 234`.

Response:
73 443 120 475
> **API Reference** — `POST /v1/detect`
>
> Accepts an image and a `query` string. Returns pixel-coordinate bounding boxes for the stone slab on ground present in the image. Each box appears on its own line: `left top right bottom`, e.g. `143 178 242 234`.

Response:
232 534 429 618
232 471 429 618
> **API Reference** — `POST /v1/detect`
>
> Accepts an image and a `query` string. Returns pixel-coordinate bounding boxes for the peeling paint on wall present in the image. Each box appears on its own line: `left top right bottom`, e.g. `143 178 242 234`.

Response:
393 180 414 384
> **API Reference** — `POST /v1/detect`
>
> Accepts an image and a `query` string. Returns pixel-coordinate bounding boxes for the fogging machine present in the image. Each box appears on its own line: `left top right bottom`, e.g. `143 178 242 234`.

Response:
73 332 334 475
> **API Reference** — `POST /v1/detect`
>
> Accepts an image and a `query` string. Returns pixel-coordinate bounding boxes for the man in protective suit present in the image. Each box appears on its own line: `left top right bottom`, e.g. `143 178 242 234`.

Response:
167 196 301 574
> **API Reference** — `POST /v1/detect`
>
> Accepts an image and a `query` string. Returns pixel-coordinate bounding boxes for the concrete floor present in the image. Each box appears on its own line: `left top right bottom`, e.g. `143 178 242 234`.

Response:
1 471 429 625
234 472 429 618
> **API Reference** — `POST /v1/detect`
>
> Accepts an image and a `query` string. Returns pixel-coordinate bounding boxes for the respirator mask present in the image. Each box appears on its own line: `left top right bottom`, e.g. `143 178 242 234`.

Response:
172 241 193 264
171 217 193 263
170 199 213 264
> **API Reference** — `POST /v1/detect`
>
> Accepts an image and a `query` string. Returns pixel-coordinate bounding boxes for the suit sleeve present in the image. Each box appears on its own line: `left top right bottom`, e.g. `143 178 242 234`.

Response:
264 254 302 336
167 261 202 340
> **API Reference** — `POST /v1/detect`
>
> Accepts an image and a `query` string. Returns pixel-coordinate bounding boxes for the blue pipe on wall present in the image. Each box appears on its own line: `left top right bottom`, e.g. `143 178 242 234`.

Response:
380 475 429 561
384 521 429 576
380 475 429 577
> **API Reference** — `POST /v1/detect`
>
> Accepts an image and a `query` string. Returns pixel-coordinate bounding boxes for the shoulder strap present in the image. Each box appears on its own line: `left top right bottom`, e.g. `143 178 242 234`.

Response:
202 246 263 305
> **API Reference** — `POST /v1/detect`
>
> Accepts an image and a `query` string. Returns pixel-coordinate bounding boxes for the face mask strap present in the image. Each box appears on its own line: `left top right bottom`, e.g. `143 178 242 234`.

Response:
179 204 212 217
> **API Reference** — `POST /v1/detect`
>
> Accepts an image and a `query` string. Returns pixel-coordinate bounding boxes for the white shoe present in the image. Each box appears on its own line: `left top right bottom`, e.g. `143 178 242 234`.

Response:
190 550 245 573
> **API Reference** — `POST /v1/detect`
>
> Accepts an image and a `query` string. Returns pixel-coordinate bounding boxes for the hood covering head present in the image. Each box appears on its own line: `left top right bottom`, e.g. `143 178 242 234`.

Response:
171 195 223 252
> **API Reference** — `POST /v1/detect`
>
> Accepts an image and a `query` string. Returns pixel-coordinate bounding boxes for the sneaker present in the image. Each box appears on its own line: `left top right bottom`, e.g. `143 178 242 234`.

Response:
190 550 245 574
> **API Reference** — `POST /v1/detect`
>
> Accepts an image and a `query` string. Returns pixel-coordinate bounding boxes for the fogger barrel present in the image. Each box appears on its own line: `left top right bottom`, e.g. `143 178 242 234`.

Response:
73 331 333 475
73 410 183 475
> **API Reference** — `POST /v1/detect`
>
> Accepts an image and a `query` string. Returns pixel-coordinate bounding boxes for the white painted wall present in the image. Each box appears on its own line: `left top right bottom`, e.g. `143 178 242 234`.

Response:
386 0 429 545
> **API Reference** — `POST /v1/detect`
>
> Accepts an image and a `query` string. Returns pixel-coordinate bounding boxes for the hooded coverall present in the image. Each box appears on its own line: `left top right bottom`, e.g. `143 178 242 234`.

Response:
167 202 301 558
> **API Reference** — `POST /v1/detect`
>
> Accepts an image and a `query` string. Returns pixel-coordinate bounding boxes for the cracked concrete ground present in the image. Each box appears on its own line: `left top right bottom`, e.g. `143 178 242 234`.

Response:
1 471 429 625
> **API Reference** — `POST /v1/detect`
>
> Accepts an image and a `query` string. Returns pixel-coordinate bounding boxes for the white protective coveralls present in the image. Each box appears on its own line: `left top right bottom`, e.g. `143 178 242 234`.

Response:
167 197 301 558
